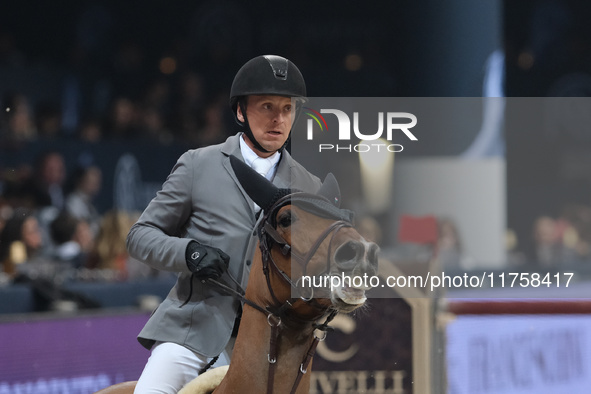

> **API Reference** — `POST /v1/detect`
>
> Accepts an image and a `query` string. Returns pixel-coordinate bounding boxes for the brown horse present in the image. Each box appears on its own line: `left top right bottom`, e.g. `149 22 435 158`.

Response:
96 156 378 394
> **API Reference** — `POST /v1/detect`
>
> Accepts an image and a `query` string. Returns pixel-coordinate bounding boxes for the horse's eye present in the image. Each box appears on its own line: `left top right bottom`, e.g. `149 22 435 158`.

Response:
278 211 295 228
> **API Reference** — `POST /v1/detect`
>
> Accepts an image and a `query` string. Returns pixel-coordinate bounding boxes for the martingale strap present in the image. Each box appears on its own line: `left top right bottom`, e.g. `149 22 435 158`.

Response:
265 309 337 394
289 309 337 394
267 317 280 394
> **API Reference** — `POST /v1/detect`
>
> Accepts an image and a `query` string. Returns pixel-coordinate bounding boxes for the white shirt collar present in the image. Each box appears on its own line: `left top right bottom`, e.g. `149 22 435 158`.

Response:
239 134 281 180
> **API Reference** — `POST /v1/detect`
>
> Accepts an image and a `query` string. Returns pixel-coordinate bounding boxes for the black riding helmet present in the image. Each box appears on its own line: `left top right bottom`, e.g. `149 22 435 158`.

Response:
230 55 307 153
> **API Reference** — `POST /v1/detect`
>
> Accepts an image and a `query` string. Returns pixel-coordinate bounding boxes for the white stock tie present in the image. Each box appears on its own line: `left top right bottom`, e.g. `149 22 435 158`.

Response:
251 158 273 180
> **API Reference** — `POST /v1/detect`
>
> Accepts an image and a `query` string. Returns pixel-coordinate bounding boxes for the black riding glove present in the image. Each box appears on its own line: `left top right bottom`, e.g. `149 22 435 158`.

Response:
185 241 230 280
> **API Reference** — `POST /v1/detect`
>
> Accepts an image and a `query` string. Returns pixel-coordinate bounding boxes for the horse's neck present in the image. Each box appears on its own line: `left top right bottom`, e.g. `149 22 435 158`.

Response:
216 303 315 394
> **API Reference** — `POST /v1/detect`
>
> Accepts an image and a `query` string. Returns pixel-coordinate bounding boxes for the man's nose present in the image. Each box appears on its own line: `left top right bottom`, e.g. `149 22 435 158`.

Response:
273 110 289 124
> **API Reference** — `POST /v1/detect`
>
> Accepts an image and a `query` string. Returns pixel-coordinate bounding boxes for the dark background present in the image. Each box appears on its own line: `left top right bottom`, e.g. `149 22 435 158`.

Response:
504 0 591 258
2 1 588 95
1 0 591 260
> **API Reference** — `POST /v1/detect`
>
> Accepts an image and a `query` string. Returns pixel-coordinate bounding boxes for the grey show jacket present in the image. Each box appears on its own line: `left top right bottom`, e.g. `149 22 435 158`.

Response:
126 133 321 357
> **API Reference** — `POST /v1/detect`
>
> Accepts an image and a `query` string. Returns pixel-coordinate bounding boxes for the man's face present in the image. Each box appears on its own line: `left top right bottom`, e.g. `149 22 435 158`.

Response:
237 95 293 157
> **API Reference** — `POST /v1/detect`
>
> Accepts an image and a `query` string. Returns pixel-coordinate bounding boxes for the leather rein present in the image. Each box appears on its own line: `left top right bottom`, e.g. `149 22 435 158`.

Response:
208 192 353 394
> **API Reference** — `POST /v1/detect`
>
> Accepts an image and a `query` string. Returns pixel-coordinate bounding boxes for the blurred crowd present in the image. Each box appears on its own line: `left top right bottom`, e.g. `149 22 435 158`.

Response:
0 85 241 289
0 73 235 288
0 73 234 148
0 2 260 149
0 3 249 287
528 204 591 267
0 148 173 287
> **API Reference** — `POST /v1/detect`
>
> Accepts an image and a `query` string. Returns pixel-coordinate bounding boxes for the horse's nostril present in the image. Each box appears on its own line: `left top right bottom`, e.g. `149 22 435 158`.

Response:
335 241 359 269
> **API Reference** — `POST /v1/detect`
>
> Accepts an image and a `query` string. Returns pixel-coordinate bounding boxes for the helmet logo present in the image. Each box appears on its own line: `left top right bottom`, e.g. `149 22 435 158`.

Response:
264 55 288 81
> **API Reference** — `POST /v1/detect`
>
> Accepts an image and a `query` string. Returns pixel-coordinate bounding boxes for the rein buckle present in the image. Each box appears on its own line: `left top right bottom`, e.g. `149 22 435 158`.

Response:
267 314 281 327
300 363 307 374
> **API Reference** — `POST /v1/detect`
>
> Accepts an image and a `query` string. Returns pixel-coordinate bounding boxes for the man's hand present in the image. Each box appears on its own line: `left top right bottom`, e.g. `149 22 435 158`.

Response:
185 241 230 280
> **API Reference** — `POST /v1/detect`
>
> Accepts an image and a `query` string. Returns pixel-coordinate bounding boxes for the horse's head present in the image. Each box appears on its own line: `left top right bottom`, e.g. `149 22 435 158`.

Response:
231 156 379 315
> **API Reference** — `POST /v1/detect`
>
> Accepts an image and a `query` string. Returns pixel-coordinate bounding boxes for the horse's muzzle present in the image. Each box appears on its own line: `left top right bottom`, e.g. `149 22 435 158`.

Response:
330 239 379 310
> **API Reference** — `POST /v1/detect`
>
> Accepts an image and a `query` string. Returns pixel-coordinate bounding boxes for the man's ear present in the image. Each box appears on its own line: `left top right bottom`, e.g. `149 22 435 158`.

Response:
236 99 246 123
236 105 245 123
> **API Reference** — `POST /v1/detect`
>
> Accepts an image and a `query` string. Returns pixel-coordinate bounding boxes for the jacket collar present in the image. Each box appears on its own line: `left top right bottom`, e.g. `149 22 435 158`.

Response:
222 133 294 188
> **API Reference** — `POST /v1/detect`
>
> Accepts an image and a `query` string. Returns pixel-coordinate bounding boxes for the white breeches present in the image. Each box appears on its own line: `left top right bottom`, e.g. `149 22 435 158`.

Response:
133 341 232 394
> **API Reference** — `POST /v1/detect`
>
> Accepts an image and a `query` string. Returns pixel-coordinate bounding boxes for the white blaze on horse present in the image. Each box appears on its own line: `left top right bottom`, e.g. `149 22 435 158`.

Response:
95 156 379 394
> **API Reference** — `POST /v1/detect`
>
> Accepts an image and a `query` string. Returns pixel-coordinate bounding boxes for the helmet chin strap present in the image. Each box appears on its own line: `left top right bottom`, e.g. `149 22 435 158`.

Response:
239 100 290 155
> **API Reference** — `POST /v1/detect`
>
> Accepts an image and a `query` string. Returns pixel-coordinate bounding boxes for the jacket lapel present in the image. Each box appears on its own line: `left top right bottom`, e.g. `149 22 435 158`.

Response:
222 134 257 218
222 134 298 213
272 150 293 189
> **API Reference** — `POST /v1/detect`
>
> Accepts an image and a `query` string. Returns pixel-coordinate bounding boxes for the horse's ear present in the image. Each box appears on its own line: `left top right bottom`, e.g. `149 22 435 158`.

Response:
230 155 279 211
317 173 341 208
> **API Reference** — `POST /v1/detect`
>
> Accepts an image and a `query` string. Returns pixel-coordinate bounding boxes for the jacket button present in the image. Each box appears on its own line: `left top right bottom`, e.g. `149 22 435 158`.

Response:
246 260 251 266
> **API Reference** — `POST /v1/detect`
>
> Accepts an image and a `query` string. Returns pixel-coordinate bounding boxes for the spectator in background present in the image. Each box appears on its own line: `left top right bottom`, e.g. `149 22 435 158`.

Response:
171 71 205 143
0 208 43 279
437 218 467 270
135 77 174 143
141 78 172 117
19 151 68 256
21 150 67 211
87 210 150 280
77 118 103 143
558 204 591 263
105 97 139 139
194 96 230 147
0 164 36 209
65 165 102 236
0 202 12 235
1 92 37 142
532 215 562 267
138 105 174 144
49 211 93 269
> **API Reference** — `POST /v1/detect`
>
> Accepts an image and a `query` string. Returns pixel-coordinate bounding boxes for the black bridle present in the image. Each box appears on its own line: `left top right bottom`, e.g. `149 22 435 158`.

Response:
258 192 353 315
207 191 355 394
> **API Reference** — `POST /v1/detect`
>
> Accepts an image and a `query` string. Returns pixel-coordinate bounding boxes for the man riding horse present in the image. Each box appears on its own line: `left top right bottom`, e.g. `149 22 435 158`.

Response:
126 55 324 393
